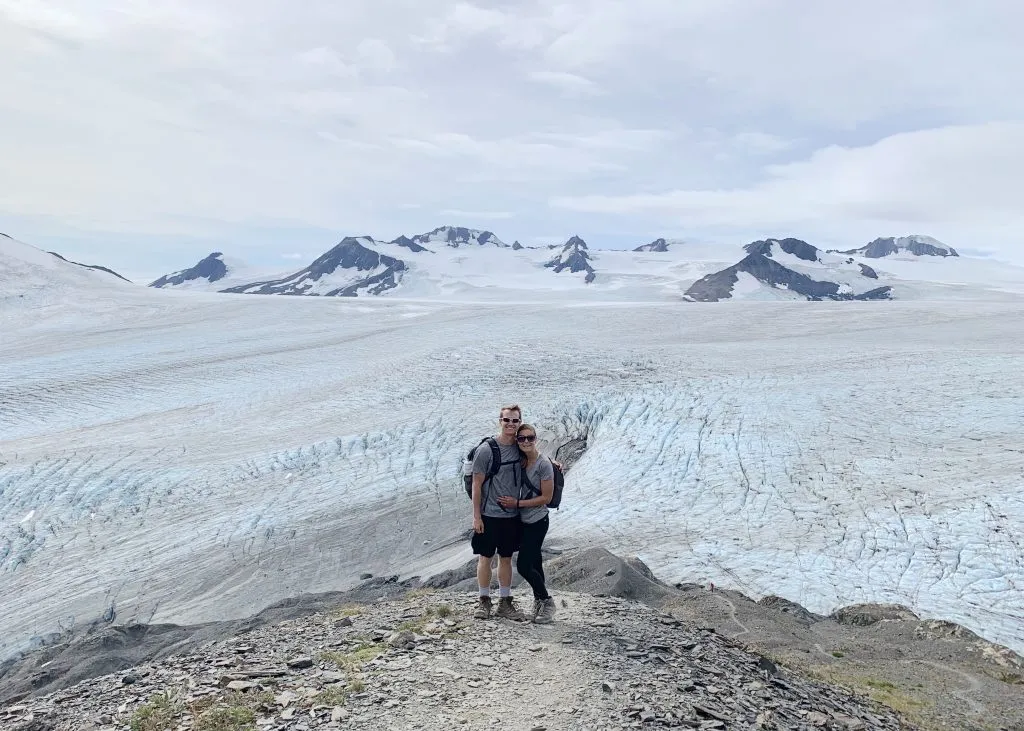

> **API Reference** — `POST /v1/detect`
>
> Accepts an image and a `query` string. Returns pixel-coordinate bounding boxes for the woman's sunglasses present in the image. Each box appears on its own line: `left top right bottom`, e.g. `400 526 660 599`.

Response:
516 434 536 443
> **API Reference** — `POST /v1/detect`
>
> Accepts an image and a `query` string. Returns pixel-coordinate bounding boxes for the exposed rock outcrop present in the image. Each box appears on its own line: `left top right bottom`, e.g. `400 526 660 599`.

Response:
150 252 228 288
835 235 959 258
545 235 596 283
221 238 405 297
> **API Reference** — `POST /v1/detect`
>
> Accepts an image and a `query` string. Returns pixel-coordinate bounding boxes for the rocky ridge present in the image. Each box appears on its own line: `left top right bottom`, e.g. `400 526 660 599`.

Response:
684 238 893 302
833 236 958 259
1 591 913 731
3 549 1022 731
545 235 597 283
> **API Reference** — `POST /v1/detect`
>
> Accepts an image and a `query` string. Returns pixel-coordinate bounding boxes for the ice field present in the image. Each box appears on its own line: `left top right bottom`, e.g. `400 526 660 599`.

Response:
1 283 1022 660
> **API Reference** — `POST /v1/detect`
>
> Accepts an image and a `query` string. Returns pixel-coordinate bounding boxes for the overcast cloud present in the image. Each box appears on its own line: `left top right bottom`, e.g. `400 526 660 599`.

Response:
2 0 1023 276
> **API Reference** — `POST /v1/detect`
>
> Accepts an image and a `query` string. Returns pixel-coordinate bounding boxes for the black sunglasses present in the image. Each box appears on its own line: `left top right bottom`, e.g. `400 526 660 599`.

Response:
501 417 521 424
516 434 536 443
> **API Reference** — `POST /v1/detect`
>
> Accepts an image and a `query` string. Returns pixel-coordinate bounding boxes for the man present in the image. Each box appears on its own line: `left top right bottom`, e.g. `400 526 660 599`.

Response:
471 404 529 620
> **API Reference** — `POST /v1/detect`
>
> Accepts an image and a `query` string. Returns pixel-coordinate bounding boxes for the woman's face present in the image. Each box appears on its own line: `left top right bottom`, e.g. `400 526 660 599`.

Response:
517 430 538 453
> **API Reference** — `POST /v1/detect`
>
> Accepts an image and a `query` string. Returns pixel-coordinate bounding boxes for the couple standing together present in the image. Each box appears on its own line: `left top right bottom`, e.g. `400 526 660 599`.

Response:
469 404 557 624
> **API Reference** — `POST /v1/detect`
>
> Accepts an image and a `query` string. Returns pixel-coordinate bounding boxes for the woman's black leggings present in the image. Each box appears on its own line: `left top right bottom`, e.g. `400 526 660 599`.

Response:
517 516 550 600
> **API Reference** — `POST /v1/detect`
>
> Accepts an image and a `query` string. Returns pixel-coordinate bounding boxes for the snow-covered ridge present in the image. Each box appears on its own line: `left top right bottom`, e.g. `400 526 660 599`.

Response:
222 237 406 297
0 233 135 308
408 225 506 248
685 238 893 302
834 235 959 259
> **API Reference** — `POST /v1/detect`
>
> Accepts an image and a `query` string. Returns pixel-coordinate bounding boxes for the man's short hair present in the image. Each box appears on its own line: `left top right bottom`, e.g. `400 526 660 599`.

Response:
500 404 522 418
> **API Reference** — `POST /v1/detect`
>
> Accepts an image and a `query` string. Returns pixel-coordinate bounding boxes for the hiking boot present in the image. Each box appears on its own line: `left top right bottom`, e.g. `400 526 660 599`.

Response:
531 598 541 620
473 596 492 620
494 597 529 621
533 597 556 624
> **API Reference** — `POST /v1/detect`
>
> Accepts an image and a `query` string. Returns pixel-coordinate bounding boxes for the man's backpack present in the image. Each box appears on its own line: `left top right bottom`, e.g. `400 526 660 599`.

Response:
462 437 501 498
522 457 566 510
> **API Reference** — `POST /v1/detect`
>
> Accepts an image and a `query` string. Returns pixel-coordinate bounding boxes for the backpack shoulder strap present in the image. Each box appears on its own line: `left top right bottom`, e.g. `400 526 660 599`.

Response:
484 437 501 478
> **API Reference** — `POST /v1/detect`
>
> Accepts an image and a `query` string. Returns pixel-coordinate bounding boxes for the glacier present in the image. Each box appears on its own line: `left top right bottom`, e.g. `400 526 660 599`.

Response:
1 288 1022 662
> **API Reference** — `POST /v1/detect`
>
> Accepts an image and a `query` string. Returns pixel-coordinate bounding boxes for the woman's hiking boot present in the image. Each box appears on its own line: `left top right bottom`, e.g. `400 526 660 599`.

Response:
533 597 556 624
473 596 492 619
495 596 529 621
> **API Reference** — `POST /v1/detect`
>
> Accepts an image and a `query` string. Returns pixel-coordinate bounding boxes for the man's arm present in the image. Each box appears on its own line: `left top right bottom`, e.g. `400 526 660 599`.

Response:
471 472 486 532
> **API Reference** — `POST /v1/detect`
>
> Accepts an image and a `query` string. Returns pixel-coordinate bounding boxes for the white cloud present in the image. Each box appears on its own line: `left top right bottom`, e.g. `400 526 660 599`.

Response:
2 1 1024 265
528 70 602 96
551 122 1024 256
439 209 514 220
280 252 306 259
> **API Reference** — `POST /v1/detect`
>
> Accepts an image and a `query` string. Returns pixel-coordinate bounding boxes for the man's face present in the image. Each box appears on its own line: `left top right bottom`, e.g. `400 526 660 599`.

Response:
498 409 521 438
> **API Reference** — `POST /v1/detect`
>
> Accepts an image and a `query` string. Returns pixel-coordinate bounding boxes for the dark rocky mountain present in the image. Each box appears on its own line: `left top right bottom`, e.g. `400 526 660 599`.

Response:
744 237 820 262
545 235 596 283
221 237 406 297
834 235 958 258
389 235 430 253
685 238 893 302
409 226 505 248
633 238 670 252
150 252 228 288
48 252 131 282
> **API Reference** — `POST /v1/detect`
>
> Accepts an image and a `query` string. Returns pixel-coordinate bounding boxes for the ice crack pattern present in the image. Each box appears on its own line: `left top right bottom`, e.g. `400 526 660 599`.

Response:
1 297 1022 658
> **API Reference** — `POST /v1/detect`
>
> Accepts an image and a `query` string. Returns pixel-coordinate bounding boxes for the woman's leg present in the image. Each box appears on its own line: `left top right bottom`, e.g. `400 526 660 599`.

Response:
517 517 550 601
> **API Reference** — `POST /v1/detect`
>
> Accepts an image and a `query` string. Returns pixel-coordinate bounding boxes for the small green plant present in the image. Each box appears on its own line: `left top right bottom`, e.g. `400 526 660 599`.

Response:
405 587 436 599
130 692 180 731
195 704 256 731
319 643 383 670
348 677 365 693
398 618 427 633
314 685 349 706
997 672 1023 685
434 604 454 618
865 678 898 691
831 650 845 658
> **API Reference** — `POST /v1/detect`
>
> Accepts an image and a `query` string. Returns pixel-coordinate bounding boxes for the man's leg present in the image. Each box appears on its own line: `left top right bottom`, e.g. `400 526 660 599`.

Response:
497 556 513 597
477 555 492 595
471 522 496 619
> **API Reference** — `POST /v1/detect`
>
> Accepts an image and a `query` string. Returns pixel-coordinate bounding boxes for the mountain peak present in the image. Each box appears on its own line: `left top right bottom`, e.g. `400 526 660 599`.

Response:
150 252 229 288
833 235 958 258
546 236 596 282
634 238 669 252
410 226 506 248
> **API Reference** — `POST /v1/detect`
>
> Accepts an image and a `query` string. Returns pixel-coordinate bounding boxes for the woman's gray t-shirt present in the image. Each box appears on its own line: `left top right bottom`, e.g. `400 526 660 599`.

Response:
520 455 554 524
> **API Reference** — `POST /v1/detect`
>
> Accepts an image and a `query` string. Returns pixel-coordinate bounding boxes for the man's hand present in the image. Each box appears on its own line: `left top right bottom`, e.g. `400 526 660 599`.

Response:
497 495 518 509
473 516 484 534
552 460 563 470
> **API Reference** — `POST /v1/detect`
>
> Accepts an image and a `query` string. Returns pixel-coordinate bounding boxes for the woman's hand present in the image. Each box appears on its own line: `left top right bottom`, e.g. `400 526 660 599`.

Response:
497 495 518 508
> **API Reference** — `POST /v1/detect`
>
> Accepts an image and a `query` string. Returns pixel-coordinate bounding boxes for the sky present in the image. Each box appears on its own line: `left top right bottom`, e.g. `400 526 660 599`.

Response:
2 0 1024 280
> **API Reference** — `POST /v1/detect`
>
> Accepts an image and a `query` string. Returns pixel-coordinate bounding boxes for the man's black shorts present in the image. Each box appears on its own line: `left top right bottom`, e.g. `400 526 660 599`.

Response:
471 516 520 558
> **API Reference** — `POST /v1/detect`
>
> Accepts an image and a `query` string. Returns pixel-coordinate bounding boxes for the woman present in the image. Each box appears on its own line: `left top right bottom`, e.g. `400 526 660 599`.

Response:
497 423 556 623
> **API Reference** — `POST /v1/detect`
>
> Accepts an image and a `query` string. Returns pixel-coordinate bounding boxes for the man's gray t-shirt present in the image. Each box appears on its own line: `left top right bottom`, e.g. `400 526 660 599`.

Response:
473 440 522 518
520 456 555 524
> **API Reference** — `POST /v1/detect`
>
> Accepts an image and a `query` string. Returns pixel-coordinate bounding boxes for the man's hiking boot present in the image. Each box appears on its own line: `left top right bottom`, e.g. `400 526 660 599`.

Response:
494 596 529 621
533 597 556 624
473 596 492 620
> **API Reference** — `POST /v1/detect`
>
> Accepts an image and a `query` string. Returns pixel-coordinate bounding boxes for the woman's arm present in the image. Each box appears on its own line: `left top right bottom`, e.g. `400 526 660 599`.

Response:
518 478 553 508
